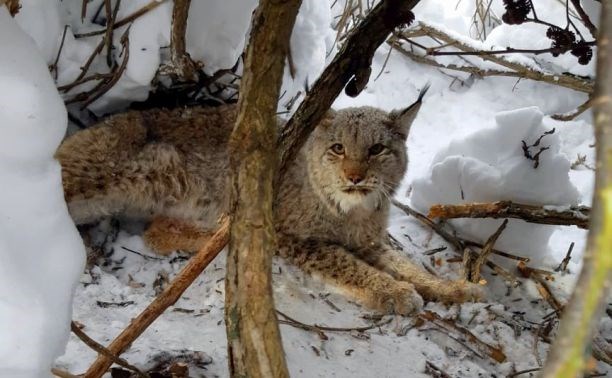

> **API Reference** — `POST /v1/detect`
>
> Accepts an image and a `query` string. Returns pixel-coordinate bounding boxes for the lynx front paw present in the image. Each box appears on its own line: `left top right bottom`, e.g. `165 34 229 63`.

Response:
369 282 424 316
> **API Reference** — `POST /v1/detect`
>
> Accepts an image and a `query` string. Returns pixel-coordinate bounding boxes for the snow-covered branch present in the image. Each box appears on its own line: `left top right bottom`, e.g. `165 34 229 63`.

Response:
394 22 594 94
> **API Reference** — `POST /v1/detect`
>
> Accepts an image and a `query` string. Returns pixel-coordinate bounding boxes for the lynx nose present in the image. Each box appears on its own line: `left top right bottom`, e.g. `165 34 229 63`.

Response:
346 173 364 184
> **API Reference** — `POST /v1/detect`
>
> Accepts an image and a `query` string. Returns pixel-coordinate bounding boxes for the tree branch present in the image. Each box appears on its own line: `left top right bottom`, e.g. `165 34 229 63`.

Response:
428 201 591 229
224 1 302 376
398 22 594 94
540 2 612 376
570 0 598 38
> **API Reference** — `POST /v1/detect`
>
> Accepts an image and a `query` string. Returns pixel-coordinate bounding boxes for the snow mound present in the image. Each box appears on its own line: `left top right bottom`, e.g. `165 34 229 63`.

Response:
411 107 579 265
0 8 85 378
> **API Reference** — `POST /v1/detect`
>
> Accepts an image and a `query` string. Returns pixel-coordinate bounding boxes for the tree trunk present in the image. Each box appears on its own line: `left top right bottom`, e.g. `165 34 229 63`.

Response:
540 2 612 377
224 1 301 377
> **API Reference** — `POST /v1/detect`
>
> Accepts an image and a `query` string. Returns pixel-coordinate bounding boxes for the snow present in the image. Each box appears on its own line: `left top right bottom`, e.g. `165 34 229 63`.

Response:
186 0 258 75
0 8 85 378
0 0 607 377
411 106 580 265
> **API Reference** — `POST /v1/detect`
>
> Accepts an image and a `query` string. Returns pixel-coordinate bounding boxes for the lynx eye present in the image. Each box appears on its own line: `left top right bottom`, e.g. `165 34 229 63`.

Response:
330 143 345 155
369 143 385 156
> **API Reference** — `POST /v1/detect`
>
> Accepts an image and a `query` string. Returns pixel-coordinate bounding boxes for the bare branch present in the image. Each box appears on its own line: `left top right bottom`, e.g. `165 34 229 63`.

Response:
570 0 598 38
74 0 169 38
428 201 590 229
398 22 594 94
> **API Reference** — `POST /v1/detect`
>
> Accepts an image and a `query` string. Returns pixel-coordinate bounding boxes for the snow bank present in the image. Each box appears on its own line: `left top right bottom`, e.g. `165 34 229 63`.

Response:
412 107 579 265
0 8 85 377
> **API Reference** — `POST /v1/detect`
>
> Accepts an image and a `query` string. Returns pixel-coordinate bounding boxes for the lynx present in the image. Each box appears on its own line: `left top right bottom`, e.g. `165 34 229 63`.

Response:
56 92 482 315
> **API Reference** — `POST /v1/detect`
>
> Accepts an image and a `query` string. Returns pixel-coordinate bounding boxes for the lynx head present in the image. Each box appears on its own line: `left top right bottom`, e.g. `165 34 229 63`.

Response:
306 87 428 215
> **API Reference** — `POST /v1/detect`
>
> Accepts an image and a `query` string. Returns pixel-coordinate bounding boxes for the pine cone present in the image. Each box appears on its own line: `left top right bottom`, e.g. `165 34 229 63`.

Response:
571 42 593 65
501 0 531 25
546 26 576 57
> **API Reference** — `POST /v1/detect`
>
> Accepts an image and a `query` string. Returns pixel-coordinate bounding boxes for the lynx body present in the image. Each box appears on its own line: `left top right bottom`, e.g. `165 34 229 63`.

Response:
57 97 481 315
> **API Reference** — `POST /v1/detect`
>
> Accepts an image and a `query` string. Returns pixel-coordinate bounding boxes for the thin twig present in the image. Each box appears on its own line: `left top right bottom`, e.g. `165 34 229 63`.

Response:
467 219 508 282
427 41 596 57
551 96 593 121
70 321 149 378
418 311 507 363
463 239 530 262
569 0 598 38
277 310 392 335
508 367 541 377
398 22 594 94
59 37 106 92
74 0 168 38
51 25 70 80
555 242 575 272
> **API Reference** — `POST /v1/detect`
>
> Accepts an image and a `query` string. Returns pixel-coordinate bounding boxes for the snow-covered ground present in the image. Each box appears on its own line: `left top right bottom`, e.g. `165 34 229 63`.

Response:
1 0 609 377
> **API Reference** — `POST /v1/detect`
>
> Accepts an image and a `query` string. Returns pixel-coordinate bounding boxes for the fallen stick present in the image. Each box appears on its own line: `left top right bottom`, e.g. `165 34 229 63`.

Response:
82 216 229 378
518 261 564 312
465 219 508 283
418 310 507 363
428 201 590 229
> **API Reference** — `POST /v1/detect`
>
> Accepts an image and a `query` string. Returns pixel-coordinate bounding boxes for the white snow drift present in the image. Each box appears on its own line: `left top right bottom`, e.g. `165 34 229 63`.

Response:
412 107 580 265
0 8 85 378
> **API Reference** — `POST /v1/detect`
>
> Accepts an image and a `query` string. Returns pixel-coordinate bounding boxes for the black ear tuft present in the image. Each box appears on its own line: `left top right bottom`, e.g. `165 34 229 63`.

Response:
391 83 430 137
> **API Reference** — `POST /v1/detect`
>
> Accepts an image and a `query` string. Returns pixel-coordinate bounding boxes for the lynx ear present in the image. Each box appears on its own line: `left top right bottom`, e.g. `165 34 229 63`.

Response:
391 83 430 137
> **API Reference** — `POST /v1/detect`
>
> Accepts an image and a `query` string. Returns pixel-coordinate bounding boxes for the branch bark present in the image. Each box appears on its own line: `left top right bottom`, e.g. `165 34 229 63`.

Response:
540 2 612 376
224 1 301 377
159 0 198 81
278 0 420 172
428 201 591 229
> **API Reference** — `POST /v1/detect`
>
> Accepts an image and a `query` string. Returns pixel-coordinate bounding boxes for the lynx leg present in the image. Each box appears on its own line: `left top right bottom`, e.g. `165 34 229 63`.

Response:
364 246 484 304
277 236 424 316
143 217 213 255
